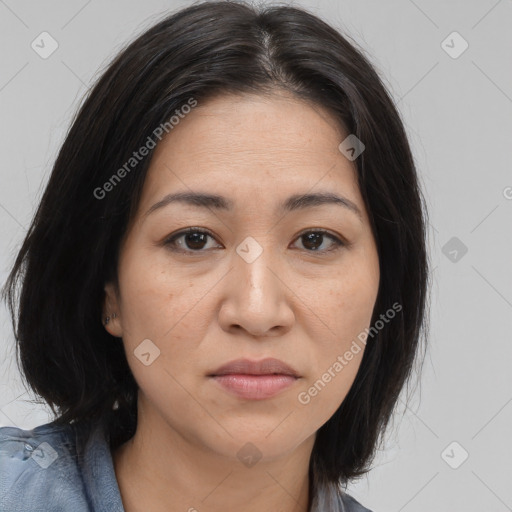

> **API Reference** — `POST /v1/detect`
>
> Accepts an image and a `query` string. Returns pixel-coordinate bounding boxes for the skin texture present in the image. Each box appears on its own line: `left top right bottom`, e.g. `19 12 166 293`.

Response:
103 91 380 512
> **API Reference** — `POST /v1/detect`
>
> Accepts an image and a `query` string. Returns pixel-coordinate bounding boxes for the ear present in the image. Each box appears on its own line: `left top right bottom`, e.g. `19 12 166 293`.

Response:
102 281 123 338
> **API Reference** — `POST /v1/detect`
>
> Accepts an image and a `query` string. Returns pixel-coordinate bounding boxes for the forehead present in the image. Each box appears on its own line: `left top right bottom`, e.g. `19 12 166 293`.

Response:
153 91 345 162
138 92 363 216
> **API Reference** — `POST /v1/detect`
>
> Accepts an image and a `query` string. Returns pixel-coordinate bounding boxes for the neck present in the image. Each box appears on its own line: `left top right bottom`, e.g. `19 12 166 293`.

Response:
112 404 315 512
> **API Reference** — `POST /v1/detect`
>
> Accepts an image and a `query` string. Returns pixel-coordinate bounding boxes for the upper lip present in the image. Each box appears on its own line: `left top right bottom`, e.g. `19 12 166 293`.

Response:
209 358 300 377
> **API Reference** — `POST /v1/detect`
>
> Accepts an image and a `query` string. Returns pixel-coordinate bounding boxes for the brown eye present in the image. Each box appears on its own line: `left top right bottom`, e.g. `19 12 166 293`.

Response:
163 228 345 255
164 228 221 253
292 230 344 253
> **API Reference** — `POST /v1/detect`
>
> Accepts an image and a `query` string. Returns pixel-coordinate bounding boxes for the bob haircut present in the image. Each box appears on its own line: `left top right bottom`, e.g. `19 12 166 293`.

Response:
2 0 430 491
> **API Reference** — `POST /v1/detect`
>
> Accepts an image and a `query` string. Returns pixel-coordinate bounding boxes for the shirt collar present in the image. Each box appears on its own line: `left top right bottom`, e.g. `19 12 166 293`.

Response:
79 420 125 512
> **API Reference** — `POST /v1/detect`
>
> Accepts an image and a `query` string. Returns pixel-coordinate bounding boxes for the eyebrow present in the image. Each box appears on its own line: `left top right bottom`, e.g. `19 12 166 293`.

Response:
144 191 363 221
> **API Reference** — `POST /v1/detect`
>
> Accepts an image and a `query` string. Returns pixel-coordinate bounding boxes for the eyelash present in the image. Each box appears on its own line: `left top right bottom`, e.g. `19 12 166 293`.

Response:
163 227 345 255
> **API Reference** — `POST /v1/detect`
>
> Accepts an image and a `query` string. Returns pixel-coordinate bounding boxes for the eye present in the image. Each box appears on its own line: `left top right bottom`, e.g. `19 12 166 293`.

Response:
163 228 345 254
164 227 221 253
291 229 345 253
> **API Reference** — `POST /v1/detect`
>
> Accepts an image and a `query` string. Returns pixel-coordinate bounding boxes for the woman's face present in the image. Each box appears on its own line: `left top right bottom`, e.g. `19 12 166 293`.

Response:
104 91 380 461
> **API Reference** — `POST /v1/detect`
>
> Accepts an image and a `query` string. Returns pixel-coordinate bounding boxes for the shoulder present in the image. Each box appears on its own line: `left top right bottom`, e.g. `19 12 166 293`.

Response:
313 479 374 512
340 491 374 512
0 420 92 511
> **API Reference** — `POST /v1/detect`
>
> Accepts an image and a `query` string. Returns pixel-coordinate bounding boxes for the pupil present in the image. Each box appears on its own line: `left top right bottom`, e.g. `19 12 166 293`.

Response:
304 233 322 250
186 232 207 250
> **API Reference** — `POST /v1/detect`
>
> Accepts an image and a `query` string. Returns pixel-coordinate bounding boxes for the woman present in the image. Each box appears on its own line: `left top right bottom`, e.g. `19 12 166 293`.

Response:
0 1 430 511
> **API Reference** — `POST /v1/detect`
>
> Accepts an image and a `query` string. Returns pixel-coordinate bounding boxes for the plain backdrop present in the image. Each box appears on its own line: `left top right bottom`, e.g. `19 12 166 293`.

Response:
0 1 511 511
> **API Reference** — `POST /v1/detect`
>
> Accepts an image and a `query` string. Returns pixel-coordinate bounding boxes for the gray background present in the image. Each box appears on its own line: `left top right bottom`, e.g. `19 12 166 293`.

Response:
1 1 511 511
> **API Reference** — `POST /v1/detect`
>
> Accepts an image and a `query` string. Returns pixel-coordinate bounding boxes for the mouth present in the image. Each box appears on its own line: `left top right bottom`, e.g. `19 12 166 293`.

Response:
208 358 301 400
208 357 300 378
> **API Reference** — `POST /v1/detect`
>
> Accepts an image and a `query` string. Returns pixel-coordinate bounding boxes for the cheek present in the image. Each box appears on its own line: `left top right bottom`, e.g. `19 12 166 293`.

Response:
115 245 219 391
295 291 370 429
296 352 363 428
117 245 201 339
318 262 379 350
299 258 378 409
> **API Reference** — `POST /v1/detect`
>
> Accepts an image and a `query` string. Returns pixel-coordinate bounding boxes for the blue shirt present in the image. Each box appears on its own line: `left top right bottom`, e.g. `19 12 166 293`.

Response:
0 420 373 511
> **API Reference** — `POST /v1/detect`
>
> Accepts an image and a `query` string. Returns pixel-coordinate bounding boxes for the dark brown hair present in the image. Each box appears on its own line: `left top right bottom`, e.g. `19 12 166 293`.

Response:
2 0 430 492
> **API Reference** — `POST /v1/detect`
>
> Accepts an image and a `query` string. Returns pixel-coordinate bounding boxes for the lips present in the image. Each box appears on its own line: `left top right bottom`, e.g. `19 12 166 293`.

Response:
208 358 300 400
209 357 300 378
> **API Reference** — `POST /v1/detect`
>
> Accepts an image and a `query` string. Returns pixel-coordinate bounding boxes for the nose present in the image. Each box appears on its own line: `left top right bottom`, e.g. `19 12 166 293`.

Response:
217 241 295 338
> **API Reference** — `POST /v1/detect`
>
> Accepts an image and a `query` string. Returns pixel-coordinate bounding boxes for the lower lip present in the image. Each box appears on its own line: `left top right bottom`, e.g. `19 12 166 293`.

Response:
210 374 298 400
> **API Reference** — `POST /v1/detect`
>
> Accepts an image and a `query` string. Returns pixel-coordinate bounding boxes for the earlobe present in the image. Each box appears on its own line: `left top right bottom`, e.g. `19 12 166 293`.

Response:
103 312 117 325
103 282 123 337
